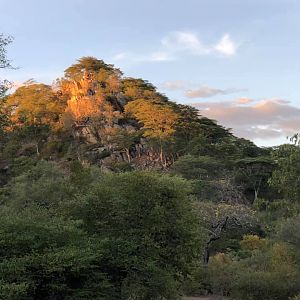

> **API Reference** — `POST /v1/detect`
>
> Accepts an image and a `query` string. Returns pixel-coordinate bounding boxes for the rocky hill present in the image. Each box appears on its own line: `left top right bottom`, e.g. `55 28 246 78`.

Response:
3 56 253 171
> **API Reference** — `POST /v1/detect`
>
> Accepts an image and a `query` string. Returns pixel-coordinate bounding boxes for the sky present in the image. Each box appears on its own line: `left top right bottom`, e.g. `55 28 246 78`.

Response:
1 0 300 146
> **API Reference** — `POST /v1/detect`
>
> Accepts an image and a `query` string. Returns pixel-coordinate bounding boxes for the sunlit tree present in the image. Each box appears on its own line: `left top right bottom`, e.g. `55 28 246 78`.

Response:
125 99 179 165
5 83 65 128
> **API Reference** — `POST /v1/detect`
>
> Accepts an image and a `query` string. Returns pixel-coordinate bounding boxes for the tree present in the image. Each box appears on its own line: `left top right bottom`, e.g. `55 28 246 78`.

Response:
121 78 165 102
229 242 300 300
4 83 65 128
270 144 300 203
3 84 65 155
0 34 13 70
59 57 124 146
0 34 13 135
171 155 247 204
276 214 300 248
109 127 141 162
61 57 122 112
1 161 73 211
64 56 122 81
125 99 179 166
170 104 233 157
1 165 204 299
0 209 114 299
194 202 258 263
235 157 274 203
125 99 178 140
68 171 203 298
171 154 223 180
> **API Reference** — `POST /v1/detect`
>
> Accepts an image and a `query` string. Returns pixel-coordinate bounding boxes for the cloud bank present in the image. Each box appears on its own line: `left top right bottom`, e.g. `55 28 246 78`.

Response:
191 98 300 141
161 80 246 98
214 34 237 56
162 32 238 57
162 80 187 90
111 31 239 64
185 86 246 98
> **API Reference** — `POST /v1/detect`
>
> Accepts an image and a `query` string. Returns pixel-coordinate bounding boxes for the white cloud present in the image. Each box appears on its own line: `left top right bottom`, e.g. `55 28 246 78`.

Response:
237 97 254 104
162 31 238 57
112 52 127 61
161 31 209 55
149 51 174 62
111 31 239 64
110 51 173 64
214 34 237 56
185 86 246 98
191 98 300 142
161 80 187 90
160 81 246 99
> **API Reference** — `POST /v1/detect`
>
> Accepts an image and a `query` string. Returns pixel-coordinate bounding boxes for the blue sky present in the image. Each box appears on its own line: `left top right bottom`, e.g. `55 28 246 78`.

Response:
1 0 300 146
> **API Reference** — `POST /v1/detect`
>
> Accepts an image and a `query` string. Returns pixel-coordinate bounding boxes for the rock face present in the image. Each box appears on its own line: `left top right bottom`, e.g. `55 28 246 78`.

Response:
67 88 160 168
2 56 262 194
2 57 235 172
59 58 177 169
76 121 164 169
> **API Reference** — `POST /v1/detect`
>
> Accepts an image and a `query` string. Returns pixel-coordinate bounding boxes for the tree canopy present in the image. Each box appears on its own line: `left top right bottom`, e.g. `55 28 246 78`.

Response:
0 52 299 299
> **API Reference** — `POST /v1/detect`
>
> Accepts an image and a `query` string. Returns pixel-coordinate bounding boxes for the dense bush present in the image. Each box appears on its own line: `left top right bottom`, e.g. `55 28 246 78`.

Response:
0 162 203 299
1 50 299 299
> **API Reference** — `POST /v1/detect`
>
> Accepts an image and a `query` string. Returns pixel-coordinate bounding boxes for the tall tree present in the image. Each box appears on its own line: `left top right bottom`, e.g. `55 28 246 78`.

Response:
125 99 179 166
235 157 274 203
60 57 123 145
4 84 65 128
0 34 13 69
0 34 13 136
270 144 300 203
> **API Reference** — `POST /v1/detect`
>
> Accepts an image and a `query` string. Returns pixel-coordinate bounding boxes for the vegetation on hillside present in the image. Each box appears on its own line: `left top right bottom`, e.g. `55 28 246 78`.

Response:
0 36 299 299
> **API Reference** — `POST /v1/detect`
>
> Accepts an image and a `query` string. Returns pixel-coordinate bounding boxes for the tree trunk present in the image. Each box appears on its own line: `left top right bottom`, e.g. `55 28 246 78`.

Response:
254 189 258 202
160 145 164 165
125 148 131 162
203 217 229 264
203 246 210 264
253 178 261 203
35 142 40 156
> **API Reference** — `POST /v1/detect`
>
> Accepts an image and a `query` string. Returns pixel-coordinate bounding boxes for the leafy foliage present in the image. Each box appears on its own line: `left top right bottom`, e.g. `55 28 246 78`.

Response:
0 51 299 299
5 84 65 127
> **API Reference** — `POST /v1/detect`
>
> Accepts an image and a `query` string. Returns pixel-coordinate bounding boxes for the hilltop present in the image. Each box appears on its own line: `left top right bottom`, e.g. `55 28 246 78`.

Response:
2 57 265 170
0 54 299 300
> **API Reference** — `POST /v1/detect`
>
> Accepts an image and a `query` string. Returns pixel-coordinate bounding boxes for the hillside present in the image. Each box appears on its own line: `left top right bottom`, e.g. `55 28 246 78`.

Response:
2 57 256 170
0 54 299 300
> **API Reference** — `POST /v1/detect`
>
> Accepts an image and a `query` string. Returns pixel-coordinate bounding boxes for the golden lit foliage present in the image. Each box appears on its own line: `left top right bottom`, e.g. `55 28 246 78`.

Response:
210 252 232 266
106 74 120 94
60 71 100 121
67 95 104 121
4 84 65 127
60 57 122 124
63 57 122 96
268 243 296 272
122 78 156 99
125 99 179 140
88 103 121 142
64 56 122 80
240 234 267 251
